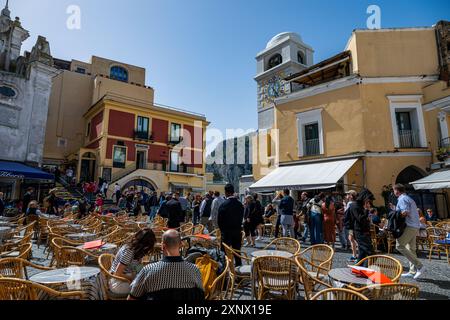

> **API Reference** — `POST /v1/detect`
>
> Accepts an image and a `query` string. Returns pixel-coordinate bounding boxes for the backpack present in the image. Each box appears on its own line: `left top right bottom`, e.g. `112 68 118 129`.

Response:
195 254 218 297
387 210 406 239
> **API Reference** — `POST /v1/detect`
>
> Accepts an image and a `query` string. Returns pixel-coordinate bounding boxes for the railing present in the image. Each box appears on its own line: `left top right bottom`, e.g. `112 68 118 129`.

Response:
169 164 196 174
398 130 421 148
304 138 320 156
168 136 184 145
439 137 450 149
111 162 138 183
134 130 154 142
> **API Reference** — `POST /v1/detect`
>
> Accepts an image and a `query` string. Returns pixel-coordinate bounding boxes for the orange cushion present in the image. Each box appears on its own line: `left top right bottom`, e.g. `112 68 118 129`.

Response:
83 240 105 250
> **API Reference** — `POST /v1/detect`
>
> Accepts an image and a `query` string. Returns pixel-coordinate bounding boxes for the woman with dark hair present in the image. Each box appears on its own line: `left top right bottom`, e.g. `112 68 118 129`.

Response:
322 195 336 247
109 228 157 296
253 194 265 241
243 195 257 247
307 193 325 244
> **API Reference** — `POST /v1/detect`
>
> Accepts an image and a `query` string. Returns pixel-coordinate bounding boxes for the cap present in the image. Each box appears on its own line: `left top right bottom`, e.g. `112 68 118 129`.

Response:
345 190 358 197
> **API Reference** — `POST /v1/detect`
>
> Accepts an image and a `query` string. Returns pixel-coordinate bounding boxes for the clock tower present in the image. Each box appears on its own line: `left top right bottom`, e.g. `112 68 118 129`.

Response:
255 32 314 130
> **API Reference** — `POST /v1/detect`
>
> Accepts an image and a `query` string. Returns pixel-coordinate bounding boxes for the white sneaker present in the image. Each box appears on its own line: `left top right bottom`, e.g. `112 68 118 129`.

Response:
256 237 261 241
413 267 426 280
401 272 414 278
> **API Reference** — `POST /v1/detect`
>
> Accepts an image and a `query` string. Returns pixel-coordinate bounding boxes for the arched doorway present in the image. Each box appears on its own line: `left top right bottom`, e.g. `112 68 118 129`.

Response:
80 152 97 183
122 178 156 195
396 166 440 217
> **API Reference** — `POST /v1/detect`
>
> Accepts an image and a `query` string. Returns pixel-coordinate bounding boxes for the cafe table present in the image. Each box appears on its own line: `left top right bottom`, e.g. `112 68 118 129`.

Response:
328 268 374 288
29 266 106 300
250 250 295 298
76 243 117 254
66 233 97 242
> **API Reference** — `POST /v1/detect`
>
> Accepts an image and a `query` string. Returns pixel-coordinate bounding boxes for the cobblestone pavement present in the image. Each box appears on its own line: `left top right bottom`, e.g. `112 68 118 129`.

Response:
28 236 449 300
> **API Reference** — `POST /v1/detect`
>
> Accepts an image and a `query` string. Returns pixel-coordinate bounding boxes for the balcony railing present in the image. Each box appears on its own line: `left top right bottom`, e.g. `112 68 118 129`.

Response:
134 130 154 142
439 137 450 149
398 130 421 148
168 136 184 145
169 164 196 174
304 138 320 156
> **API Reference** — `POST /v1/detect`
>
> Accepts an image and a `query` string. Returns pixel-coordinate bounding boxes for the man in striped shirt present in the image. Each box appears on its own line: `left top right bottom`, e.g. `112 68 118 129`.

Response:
128 230 204 300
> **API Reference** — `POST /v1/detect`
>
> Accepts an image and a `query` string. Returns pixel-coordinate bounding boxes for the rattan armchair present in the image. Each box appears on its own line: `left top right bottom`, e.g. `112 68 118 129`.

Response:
311 288 369 300
0 243 33 260
0 258 54 279
98 253 132 300
192 224 205 235
354 283 420 300
295 256 331 300
56 246 100 268
427 227 449 263
263 237 301 255
297 244 334 281
0 277 85 300
253 255 298 300
222 243 252 293
206 257 230 300
354 255 403 283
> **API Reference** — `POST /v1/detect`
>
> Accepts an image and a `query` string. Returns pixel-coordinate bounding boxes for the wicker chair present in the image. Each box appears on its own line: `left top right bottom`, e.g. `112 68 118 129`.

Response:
263 215 278 238
56 246 100 268
427 227 449 263
223 257 236 300
297 244 334 281
37 216 50 248
311 288 369 300
354 283 420 300
192 224 205 235
222 243 252 293
0 243 33 260
98 253 131 300
295 256 331 300
386 231 397 254
354 255 403 283
0 277 85 300
435 222 450 231
253 255 298 300
206 257 230 300
263 237 301 255
0 258 53 279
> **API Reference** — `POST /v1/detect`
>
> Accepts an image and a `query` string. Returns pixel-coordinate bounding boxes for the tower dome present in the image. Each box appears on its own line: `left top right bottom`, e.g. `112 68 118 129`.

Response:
266 32 302 49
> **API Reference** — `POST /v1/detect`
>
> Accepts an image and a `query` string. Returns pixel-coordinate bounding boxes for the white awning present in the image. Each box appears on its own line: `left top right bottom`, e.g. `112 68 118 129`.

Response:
411 170 450 190
249 159 358 192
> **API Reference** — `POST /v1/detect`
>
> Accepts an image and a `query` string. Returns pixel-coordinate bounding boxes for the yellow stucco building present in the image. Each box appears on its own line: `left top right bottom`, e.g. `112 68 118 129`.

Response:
44 56 209 195
250 21 450 218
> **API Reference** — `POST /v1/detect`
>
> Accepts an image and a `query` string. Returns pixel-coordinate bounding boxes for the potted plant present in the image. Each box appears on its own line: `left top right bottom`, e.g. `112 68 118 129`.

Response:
436 147 449 162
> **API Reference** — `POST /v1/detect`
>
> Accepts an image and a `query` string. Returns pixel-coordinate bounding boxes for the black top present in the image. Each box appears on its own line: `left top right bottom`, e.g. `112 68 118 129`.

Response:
348 201 371 233
22 192 32 213
218 197 244 234
279 196 295 216
166 199 183 228
0 198 4 216
201 197 213 218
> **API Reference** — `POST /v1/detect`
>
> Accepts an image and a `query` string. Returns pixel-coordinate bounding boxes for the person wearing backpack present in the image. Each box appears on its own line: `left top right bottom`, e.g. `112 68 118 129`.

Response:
200 193 213 232
391 184 426 280
308 193 325 244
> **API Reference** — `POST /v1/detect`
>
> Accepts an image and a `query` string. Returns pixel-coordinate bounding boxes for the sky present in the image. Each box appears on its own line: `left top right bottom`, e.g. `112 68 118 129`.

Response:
8 0 450 154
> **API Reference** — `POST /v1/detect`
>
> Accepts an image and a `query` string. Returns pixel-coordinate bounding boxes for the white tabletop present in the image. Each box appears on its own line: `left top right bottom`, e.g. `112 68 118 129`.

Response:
328 268 372 286
76 243 117 251
251 250 294 259
66 233 96 240
30 267 101 285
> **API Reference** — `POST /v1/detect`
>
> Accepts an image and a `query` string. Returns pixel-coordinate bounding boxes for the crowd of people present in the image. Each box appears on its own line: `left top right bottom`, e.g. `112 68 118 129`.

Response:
0 180 436 300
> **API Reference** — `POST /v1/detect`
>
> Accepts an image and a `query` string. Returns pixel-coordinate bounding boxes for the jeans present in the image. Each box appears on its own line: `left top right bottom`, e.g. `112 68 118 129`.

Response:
302 223 310 241
149 206 158 220
396 227 423 274
274 215 281 238
310 212 323 245
355 231 373 266
338 228 347 248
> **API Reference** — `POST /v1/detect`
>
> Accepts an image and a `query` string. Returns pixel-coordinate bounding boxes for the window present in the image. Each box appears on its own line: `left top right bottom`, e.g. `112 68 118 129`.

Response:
297 109 324 157
113 146 127 169
304 123 320 156
86 123 91 137
0 86 16 98
170 151 180 172
136 116 150 140
75 67 86 74
298 51 306 65
170 123 182 143
110 66 128 82
388 95 426 149
268 54 282 70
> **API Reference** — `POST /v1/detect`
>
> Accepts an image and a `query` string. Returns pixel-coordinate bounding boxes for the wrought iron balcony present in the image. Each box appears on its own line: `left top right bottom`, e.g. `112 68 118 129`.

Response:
134 130 153 142
304 138 320 156
439 137 450 149
168 135 184 145
398 130 421 148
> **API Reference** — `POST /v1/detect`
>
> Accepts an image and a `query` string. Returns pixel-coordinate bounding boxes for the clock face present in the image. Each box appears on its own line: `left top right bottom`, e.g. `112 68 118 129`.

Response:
268 80 281 98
